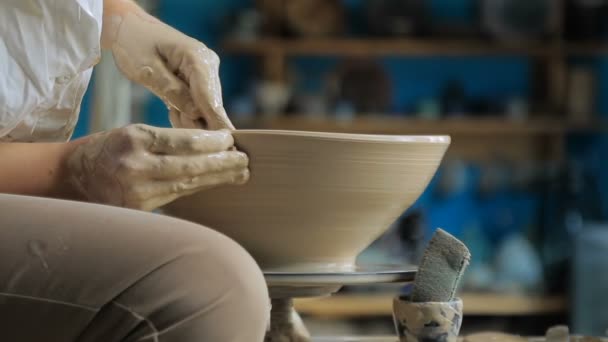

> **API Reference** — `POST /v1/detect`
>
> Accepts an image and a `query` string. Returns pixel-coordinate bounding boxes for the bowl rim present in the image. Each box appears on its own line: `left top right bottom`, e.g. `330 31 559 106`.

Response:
234 129 451 144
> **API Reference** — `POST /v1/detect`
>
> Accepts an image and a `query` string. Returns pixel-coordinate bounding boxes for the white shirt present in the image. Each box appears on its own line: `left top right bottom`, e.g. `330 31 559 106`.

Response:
0 0 103 142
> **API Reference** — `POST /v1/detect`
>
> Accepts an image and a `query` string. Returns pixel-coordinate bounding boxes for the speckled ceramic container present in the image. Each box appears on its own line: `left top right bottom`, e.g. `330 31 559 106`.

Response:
393 296 463 342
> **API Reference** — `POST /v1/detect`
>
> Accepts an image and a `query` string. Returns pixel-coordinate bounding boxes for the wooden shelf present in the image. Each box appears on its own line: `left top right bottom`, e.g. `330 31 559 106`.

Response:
225 38 608 58
235 116 600 136
294 293 567 318
224 38 554 57
566 42 608 56
223 34 606 161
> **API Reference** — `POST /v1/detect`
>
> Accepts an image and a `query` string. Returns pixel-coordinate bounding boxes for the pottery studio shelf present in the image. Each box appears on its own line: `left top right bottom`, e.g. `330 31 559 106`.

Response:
224 38 608 57
223 36 608 162
294 293 567 319
224 38 556 57
234 116 604 162
566 42 608 56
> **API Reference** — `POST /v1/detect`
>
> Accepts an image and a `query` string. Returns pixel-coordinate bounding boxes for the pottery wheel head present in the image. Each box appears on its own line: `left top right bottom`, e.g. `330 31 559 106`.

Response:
268 285 342 299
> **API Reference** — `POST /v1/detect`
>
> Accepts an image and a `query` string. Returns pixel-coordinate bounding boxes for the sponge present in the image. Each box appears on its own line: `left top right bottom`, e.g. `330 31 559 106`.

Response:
411 228 471 303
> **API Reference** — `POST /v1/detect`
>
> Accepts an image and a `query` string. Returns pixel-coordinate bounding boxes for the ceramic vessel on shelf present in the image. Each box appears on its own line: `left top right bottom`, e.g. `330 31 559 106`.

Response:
163 130 450 270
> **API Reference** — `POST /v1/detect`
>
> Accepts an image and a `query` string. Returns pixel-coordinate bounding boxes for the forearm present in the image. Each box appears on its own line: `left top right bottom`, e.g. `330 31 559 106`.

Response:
101 0 155 50
0 140 88 199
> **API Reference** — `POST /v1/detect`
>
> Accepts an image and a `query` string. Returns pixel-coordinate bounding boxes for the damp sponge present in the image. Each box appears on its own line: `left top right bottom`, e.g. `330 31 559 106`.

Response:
411 228 471 303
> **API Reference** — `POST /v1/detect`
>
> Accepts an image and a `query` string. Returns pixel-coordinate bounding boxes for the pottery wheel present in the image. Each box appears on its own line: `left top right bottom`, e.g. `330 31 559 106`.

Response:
264 265 417 342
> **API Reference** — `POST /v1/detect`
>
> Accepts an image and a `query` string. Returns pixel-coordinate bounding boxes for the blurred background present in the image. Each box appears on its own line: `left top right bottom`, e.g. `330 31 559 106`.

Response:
81 0 608 338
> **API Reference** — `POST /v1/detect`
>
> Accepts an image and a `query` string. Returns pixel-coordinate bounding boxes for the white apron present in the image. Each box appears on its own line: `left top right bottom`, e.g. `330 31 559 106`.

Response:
0 0 103 142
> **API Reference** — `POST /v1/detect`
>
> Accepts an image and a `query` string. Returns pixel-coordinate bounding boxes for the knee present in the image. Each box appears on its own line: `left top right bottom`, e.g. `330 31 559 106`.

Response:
80 216 271 341
123 223 271 338
200 230 270 310
177 226 270 326
133 214 270 315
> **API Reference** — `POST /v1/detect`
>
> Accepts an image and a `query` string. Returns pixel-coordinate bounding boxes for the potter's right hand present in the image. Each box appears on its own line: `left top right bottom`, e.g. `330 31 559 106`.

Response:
66 124 249 211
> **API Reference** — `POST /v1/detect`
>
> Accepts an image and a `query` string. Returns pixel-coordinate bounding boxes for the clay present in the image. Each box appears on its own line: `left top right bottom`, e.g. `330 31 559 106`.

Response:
102 1 233 130
463 330 607 342
546 326 569 342
66 124 248 211
163 130 450 269
574 338 604 342
463 332 527 342
393 297 462 342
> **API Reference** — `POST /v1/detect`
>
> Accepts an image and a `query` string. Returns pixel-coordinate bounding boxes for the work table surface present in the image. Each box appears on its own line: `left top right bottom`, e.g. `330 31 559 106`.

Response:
313 337 607 341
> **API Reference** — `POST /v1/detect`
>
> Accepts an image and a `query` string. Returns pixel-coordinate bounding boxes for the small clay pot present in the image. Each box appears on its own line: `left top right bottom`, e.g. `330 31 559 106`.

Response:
393 296 463 342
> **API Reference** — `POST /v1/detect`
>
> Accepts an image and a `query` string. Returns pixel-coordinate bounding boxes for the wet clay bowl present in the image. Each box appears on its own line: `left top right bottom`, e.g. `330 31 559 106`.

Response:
163 130 450 270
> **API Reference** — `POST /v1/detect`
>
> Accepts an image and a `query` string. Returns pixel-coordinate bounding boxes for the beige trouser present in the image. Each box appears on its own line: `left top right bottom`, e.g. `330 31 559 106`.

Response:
0 194 270 341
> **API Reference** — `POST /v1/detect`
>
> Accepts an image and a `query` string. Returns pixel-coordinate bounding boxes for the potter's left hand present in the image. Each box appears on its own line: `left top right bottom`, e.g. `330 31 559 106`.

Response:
105 10 233 130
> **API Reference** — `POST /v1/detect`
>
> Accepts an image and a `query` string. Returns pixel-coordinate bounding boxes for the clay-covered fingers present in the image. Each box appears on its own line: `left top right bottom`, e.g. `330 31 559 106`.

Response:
132 57 227 132
169 107 190 128
115 45 210 129
148 151 249 180
166 43 234 131
130 168 250 211
127 124 234 155
162 168 249 195
136 58 201 118
158 43 235 130
188 60 235 131
169 107 204 129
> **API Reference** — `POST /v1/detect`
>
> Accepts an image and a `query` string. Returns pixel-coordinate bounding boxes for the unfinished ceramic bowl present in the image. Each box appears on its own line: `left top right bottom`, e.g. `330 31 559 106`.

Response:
163 130 450 270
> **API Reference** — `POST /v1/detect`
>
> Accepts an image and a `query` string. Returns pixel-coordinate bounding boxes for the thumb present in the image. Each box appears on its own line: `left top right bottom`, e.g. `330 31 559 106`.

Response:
188 63 235 130
158 43 235 130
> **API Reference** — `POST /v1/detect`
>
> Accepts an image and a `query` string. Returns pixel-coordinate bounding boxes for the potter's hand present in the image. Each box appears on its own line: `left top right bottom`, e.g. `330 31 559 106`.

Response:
105 10 233 130
66 124 248 211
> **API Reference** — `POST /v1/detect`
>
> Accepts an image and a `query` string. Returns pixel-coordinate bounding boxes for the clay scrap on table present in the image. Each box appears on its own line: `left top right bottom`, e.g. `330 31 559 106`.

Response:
460 325 607 342
463 332 528 342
